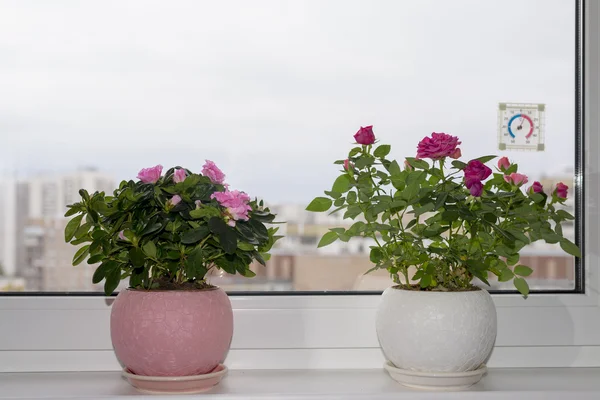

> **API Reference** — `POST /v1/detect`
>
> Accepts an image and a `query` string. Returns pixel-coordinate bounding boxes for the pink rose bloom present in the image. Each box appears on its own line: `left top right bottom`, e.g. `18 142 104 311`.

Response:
137 165 163 184
167 195 182 207
467 180 483 197
211 190 252 222
498 157 510 172
464 160 492 181
202 160 226 185
450 148 462 159
118 230 127 241
416 132 461 160
173 168 187 183
555 182 568 199
528 181 544 194
353 126 376 145
504 173 528 186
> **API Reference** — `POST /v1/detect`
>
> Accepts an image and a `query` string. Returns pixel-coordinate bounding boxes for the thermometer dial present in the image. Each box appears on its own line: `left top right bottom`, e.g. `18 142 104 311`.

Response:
497 103 545 151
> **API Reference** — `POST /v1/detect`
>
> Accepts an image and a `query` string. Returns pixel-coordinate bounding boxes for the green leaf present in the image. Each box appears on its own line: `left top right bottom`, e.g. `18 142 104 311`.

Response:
413 202 435 216
513 276 530 297
405 157 429 170
140 222 162 237
343 205 362 219
74 222 92 240
72 245 90 266
142 241 157 259
185 247 207 279
355 157 374 170
514 265 533 277
373 144 391 158
348 147 362 157
318 232 338 248
324 190 342 199
420 274 432 288
400 183 419 201
370 247 384 263
87 254 104 264
334 197 345 207
386 160 401 176
238 242 255 251
498 268 514 282
64 206 81 217
557 210 575 220
64 214 84 242
306 197 333 212
346 191 357 204
129 247 146 268
451 160 467 170
181 226 210 244
189 207 222 219
475 155 496 164
332 175 351 193
560 239 581 257
542 231 562 244
209 217 238 254
104 267 121 296
506 253 520 266
92 261 117 284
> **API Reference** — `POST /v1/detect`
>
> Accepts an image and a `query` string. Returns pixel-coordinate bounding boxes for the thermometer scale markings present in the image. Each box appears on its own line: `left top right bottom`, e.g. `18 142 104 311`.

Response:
507 113 534 139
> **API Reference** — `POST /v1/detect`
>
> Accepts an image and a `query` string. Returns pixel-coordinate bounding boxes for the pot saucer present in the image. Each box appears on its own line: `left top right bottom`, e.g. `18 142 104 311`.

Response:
383 361 487 391
122 364 228 394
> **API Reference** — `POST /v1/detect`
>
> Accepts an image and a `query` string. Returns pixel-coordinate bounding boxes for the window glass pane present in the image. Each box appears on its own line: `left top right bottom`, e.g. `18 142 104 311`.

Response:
0 0 577 292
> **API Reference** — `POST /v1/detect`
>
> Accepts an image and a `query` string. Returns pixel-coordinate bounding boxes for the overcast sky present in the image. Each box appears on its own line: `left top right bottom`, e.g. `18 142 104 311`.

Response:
0 0 575 203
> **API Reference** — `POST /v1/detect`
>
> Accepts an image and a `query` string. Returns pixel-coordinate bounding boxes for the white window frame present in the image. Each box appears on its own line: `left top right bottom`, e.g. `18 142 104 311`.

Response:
0 0 598 373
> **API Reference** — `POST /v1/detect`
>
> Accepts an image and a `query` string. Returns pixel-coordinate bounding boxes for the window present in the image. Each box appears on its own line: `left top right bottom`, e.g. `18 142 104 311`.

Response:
0 0 582 293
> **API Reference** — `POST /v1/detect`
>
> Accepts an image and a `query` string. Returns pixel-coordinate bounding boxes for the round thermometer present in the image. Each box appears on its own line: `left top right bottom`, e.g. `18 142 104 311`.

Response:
497 103 545 151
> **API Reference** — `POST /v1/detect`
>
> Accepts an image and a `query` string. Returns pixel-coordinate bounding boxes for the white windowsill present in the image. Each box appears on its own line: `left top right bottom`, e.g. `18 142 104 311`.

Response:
0 368 599 400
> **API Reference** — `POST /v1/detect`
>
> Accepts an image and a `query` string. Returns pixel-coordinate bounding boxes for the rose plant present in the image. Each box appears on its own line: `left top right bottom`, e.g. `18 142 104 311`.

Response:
65 161 281 295
307 127 580 296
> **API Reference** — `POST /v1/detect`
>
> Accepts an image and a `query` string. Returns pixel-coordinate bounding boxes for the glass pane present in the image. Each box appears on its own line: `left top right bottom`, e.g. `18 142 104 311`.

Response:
0 0 577 292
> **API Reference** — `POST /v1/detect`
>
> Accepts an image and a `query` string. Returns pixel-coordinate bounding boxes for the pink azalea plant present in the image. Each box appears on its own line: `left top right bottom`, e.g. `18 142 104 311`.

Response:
308 127 580 296
64 161 281 294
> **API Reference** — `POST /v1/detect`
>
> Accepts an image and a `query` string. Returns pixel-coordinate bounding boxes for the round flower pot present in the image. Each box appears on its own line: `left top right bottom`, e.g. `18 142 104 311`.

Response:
110 287 233 377
376 286 496 375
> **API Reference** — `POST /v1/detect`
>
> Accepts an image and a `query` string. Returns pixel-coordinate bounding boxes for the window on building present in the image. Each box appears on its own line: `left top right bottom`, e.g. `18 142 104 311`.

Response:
0 0 581 293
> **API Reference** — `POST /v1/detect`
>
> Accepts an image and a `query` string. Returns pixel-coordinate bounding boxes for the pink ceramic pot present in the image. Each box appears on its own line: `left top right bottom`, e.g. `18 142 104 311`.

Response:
110 288 233 377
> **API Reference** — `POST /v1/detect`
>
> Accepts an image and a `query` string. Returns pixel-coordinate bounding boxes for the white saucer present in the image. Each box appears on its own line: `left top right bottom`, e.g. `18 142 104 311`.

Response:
122 364 228 394
383 361 487 391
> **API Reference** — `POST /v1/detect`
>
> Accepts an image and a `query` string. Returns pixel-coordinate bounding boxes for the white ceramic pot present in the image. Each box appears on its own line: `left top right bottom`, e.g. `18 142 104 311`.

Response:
376 286 497 373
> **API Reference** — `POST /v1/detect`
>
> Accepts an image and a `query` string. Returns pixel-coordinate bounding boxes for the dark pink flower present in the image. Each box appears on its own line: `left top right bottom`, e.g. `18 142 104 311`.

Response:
466 179 483 197
504 173 528 186
555 182 568 199
202 160 226 185
343 159 351 170
353 126 375 145
416 132 461 160
137 165 163 184
211 190 252 224
464 160 492 181
450 148 462 159
498 157 510 172
528 181 543 194
167 195 182 207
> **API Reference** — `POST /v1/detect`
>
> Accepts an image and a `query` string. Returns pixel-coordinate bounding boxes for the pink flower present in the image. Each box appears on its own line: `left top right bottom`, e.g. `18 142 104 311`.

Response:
195 200 203 208
555 182 568 199
118 230 127 241
528 181 544 194
464 160 492 181
137 165 163 184
467 180 483 197
504 173 528 186
450 148 462 159
202 160 226 185
167 195 182 207
173 169 187 183
353 126 376 145
211 190 252 222
416 132 461 160
498 157 510 172
343 159 350 171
